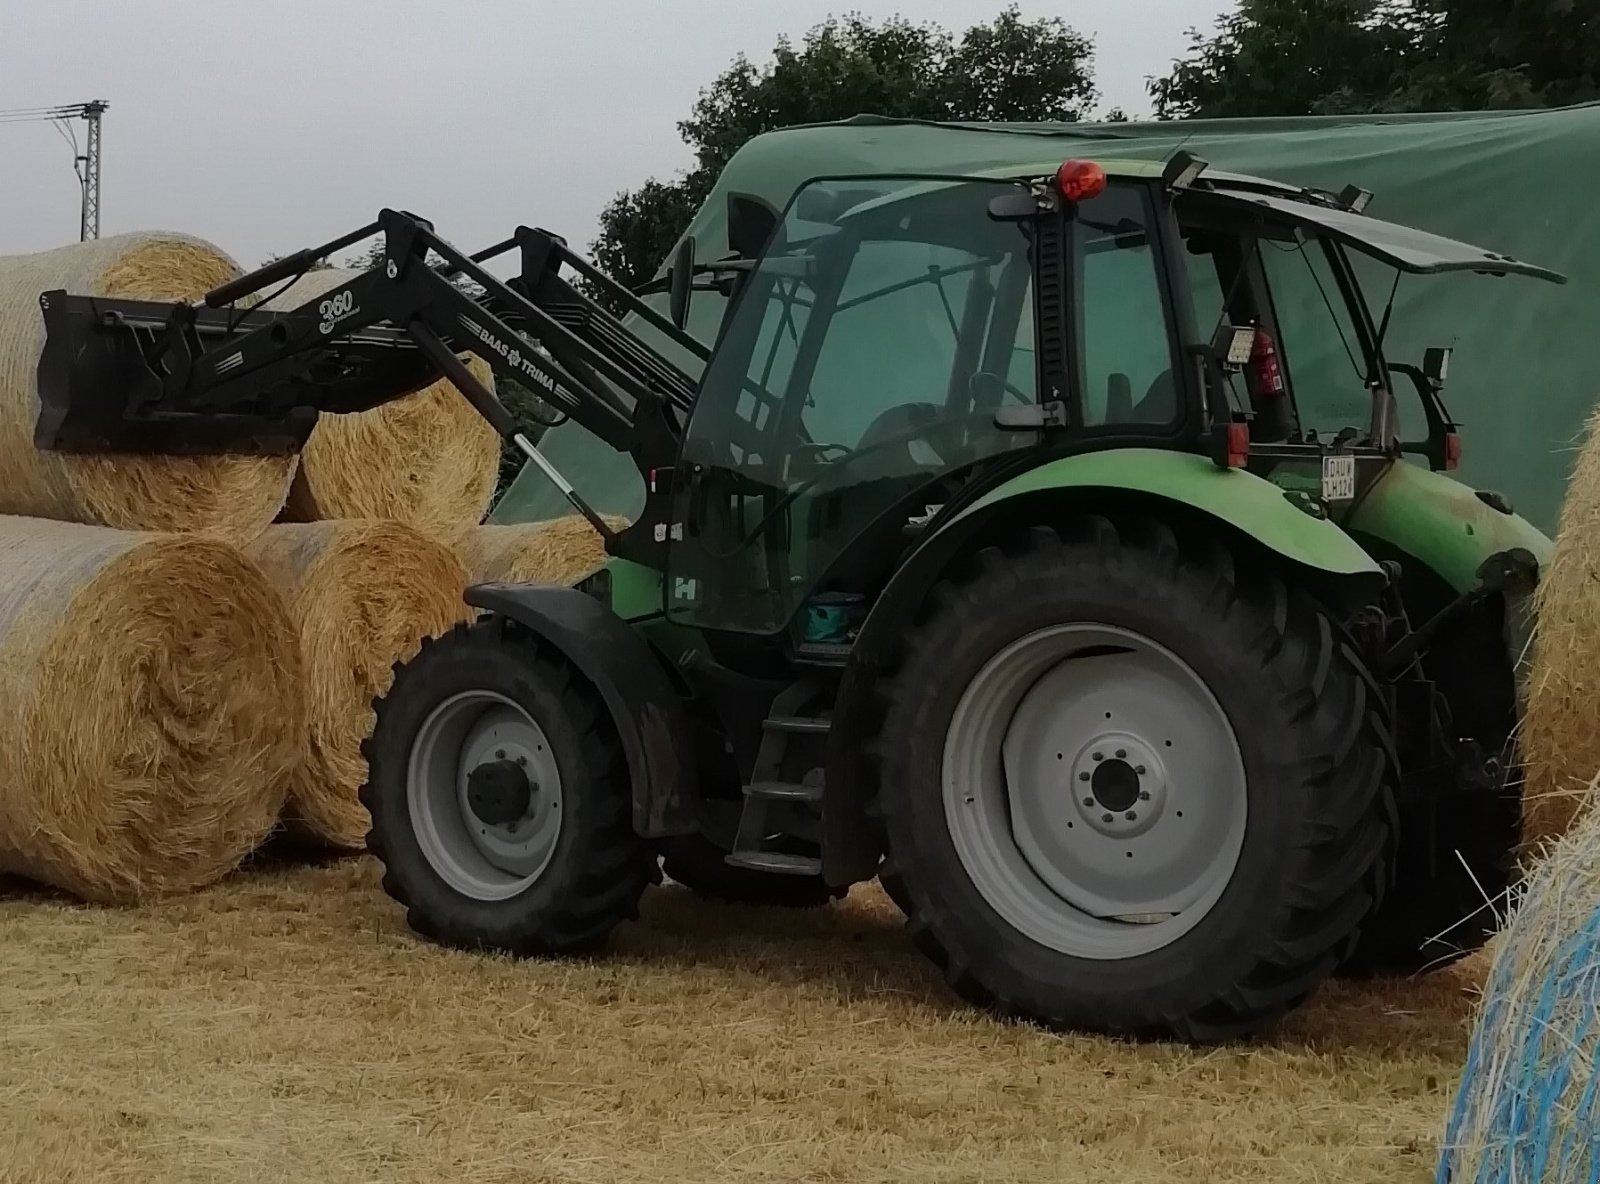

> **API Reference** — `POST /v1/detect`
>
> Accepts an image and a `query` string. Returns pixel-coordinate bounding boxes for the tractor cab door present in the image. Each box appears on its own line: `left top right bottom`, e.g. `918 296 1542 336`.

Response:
663 176 1043 637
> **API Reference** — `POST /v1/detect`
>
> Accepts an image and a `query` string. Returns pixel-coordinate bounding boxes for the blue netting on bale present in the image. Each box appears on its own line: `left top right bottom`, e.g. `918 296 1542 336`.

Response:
1437 814 1600 1183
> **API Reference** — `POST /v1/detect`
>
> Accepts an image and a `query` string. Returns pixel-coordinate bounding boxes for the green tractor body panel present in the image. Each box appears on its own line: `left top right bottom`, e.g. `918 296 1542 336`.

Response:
1344 460 1552 593
944 448 1384 578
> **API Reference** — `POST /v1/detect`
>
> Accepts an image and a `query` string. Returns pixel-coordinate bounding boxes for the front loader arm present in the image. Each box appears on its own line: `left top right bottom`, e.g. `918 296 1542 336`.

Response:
36 209 702 548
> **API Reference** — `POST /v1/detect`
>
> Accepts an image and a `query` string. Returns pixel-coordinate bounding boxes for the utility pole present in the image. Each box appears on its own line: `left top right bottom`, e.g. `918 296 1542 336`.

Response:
0 100 109 240
77 101 107 241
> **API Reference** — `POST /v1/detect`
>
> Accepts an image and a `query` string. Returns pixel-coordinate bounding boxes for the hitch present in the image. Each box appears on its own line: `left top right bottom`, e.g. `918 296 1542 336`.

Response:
1381 547 1539 675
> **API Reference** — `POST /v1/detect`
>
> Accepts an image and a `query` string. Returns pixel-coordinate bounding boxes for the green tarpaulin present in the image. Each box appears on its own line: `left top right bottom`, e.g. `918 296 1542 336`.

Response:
495 105 1600 535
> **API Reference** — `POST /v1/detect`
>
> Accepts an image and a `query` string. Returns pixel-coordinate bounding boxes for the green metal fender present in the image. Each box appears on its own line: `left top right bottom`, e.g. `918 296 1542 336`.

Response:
821 448 1382 883
1343 461 1552 702
950 447 1382 571
1343 461 1552 593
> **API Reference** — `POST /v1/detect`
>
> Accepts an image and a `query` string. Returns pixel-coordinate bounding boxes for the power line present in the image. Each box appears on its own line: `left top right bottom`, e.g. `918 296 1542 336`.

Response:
0 100 109 239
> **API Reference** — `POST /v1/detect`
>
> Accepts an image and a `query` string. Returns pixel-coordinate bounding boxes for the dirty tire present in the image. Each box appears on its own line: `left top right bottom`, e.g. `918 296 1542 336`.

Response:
1340 629 1521 976
660 834 844 908
875 516 1397 1043
361 617 654 955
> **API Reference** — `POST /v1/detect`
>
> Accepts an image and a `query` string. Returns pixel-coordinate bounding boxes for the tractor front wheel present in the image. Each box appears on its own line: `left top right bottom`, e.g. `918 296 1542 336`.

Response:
361 618 655 955
876 517 1397 1043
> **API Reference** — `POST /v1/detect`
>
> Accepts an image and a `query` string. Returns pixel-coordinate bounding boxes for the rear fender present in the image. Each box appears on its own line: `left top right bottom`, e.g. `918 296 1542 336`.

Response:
465 582 698 838
820 448 1383 885
1344 460 1553 698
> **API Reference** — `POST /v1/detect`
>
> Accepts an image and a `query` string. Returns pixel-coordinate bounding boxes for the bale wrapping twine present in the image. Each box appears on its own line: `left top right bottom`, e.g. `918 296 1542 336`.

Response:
1523 405 1600 852
1437 800 1600 1182
265 269 501 531
0 518 302 903
244 521 471 848
452 515 625 587
0 233 296 537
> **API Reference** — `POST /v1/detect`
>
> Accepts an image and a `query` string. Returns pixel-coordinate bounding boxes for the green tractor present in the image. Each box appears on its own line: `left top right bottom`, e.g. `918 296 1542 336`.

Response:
39 148 1561 1042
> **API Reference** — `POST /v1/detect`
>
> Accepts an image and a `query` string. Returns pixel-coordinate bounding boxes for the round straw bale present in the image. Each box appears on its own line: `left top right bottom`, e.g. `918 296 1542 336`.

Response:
1522 406 1600 852
1437 803 1600 1182
450 515 627 587
0 518 302 903
243 521 471 848
265 269 500 531
0 233 297 537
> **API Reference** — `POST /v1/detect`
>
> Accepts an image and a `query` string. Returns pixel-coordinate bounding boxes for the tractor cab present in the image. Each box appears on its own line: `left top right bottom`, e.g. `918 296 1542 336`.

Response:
656 155 1559 647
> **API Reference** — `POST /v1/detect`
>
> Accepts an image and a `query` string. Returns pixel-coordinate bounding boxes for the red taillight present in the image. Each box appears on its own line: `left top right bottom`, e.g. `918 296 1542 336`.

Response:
1444 432 1462 471
1056 159 1108 203
1252 330 1286 398
1227 422 1250 468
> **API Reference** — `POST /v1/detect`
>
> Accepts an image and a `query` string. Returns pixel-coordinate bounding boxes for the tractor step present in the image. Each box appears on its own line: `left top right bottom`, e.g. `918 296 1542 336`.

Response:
793 640 852 667
724 851 822 876
746 780 823 804
763 715 830 735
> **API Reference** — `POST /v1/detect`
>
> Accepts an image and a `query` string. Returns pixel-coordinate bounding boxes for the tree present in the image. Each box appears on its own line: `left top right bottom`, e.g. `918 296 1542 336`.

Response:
593 6 1099 290
1151 0 1600 120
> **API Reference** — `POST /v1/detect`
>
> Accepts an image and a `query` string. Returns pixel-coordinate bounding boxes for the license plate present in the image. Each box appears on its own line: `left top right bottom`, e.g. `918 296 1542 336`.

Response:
1322 455 1356 502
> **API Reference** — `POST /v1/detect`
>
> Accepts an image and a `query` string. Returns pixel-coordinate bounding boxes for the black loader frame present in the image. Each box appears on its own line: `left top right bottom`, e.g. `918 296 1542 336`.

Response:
38 209 699 564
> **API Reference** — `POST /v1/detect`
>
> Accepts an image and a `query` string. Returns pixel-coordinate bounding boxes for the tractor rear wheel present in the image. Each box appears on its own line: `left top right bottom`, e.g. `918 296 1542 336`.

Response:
361 618 654 955
875 516 1397 1043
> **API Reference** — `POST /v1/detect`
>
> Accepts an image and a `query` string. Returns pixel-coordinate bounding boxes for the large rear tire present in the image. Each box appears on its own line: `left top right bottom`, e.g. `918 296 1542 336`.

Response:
361 618 654 954
875 516 1397 1043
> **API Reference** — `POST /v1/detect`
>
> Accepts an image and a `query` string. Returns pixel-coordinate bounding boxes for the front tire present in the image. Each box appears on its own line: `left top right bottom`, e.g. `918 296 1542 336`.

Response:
361 618 654 955
876 517 1397 1043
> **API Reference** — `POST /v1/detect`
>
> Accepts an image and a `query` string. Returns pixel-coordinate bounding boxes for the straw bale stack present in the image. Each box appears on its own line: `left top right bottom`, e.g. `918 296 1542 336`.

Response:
450 515 625 587
1523 406 1600 852
244 521 471 848
0 234 296 537
0 518 301 903
1436 801 1600 1182
264 269 500 531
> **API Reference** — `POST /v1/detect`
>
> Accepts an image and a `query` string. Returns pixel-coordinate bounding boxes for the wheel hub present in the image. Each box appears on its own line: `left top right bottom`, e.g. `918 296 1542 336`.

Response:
466 759 534 826
1071 733 1168 839
406 690 564 902
944 624 1248 960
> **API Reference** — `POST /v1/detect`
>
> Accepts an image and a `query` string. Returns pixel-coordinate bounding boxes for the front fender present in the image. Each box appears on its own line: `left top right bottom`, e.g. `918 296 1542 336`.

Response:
464 582 698 838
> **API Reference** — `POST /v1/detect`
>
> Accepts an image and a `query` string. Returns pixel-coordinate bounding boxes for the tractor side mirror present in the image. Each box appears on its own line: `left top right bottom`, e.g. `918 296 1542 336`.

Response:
668 236 696 331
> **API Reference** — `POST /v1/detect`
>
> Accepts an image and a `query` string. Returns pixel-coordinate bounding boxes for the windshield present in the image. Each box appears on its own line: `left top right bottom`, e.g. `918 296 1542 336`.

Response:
667 175 1038 636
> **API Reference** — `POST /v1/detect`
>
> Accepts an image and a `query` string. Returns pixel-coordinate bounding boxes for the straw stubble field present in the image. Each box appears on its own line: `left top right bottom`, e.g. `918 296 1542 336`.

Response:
0 853 1480 1184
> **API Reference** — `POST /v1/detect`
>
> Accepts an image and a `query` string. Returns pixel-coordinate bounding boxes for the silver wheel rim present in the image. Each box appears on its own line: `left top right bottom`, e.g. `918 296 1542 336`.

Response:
944 624 1247 959
407 690 563 902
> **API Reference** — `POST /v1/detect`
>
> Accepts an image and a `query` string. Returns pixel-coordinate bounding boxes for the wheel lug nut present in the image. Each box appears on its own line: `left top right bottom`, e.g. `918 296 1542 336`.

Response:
517 756 528 767
1125 811 1137 821
1092 752 1104 762
1101 813 1114 823
1116 749 1127 759
1135 766 1146 776
495 749 506 759
1083 797 1096 807
1078 771 1090 782
1139 791 1151 801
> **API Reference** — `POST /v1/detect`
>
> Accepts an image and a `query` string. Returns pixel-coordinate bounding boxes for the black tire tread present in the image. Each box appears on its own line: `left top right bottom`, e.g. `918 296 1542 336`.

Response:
874 514 1398 1043
360 619 654 957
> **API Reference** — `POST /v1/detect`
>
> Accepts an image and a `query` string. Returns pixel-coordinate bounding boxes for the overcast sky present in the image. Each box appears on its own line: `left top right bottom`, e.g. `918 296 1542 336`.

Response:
2 1 1227 267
